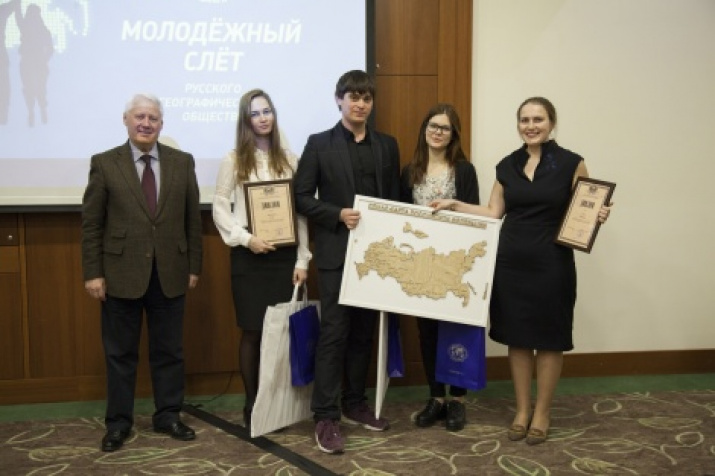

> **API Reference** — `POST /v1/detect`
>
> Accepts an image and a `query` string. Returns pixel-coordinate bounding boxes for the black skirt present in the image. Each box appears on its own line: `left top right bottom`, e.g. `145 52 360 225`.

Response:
230 245 296 331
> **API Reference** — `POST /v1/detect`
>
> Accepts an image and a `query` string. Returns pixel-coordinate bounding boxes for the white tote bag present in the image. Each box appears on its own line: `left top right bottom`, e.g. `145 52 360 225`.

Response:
250 284 320 438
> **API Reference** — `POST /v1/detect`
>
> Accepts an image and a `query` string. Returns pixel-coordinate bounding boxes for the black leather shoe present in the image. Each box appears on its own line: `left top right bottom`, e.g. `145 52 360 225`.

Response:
101 429 131 452
415 398 447 427
446 400 466 432
154 421 196 441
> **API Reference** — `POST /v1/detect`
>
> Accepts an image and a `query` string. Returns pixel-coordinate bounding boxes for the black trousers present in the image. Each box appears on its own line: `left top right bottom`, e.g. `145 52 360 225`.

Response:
101 264 186 432
311 267 378 421
417 317 467 398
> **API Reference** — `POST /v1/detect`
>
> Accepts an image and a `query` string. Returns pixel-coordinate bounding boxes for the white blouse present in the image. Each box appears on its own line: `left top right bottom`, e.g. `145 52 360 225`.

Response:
212 148 311 270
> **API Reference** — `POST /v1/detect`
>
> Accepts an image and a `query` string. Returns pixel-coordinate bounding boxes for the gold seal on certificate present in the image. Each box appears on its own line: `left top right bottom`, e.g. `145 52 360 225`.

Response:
555 177 615 253
243 179 297 247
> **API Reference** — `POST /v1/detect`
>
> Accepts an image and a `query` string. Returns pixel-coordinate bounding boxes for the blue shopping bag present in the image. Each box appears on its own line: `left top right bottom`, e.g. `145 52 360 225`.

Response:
288 290 320 387
387 314 404 378
435 321 487 391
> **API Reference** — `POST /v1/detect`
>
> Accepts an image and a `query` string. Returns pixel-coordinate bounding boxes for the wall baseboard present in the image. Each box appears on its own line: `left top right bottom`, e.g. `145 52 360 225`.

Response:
483 349 715 381
1 349 712 405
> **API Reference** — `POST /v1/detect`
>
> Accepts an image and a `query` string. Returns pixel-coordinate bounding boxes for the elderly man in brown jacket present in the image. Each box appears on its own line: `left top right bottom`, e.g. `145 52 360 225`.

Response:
81 93 202 452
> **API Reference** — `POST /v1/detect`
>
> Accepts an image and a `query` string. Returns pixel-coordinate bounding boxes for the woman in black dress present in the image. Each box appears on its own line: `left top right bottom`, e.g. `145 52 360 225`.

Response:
430 97 611 444
212 89 311 427
400 104 481 432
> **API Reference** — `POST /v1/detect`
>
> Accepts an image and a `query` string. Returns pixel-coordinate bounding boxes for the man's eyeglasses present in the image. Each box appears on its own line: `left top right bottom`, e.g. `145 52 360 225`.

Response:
427 123 452 135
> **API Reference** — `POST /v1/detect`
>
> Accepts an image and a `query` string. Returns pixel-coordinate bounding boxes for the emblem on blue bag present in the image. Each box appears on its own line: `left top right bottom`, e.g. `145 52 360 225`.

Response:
449 343 468 362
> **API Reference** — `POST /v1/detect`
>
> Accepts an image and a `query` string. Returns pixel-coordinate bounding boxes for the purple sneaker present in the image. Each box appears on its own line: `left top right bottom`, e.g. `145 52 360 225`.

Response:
342 402 390 431
315 420 344 454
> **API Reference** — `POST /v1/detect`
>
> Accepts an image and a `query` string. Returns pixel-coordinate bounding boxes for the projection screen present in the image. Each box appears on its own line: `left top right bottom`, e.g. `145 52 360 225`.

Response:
0 0 370 208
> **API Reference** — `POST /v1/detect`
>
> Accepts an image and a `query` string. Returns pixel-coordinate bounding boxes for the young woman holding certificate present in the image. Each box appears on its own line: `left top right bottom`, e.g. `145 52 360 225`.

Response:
430 97 611 445
212 89 311 428
400 104 482 432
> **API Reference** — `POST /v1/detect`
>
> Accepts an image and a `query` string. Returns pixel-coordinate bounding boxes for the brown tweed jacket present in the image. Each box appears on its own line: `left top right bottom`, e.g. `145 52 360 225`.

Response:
81 141 202 299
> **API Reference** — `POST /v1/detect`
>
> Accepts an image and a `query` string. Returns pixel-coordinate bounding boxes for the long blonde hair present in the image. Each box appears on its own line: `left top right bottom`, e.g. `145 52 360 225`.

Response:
234 89 290 183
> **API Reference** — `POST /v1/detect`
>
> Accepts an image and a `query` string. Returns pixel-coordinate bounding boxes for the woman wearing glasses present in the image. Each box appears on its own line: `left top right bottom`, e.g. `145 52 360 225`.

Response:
212 89 311 429
399 104 482 432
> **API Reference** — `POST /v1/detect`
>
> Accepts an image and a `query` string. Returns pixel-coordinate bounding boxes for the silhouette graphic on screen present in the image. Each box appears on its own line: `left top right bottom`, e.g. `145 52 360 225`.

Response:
15 2 53 126
0 0 19 125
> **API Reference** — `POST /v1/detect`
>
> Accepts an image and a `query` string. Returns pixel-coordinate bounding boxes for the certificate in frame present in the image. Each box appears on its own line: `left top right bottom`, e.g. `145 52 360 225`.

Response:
555 177 615 253
243 179 297 247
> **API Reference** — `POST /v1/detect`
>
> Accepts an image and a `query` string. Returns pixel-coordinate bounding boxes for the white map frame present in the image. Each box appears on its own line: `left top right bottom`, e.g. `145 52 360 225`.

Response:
339 196 502 327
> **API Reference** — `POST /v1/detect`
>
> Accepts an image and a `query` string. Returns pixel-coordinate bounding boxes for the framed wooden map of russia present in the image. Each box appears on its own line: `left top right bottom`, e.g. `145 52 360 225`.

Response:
339 196 502 327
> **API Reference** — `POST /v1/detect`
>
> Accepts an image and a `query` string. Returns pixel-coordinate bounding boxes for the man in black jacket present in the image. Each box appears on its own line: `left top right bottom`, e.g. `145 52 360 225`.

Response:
293 70 400 454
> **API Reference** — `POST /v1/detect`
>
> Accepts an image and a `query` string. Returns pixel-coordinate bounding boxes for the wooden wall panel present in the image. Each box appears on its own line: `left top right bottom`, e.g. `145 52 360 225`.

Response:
183 215 240 375
438 0 473 154
396 315 426 386
375 0 473 163
24 213 83 378
76 294 105 377
374 76 438 168
75 228 107 377
0 213 23 380
375 0 439 75
0 273 24 379
0 246 19 273
0 213 19 245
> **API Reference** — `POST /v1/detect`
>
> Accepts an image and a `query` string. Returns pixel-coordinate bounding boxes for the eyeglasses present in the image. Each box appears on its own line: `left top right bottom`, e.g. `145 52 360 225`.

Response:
427 122 452 135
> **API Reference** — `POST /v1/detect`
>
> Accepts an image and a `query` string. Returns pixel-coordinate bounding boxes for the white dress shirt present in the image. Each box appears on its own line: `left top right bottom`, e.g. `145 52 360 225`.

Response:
212 148 311 270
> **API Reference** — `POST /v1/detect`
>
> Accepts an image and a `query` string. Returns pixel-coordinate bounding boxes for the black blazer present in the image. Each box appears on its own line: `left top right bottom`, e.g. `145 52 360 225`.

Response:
294 122 400 270
399 159 480 205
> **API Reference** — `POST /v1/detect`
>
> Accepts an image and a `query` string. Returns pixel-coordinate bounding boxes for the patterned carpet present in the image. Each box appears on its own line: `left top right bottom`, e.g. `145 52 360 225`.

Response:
2 389 714 475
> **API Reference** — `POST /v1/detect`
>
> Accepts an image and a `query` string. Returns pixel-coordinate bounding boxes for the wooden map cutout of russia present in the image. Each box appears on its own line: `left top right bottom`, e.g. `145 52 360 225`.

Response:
354 222 487 307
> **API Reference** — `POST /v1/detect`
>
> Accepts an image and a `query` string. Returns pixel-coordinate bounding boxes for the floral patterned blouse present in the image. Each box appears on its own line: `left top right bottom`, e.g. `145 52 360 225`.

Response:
412 169 457 206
